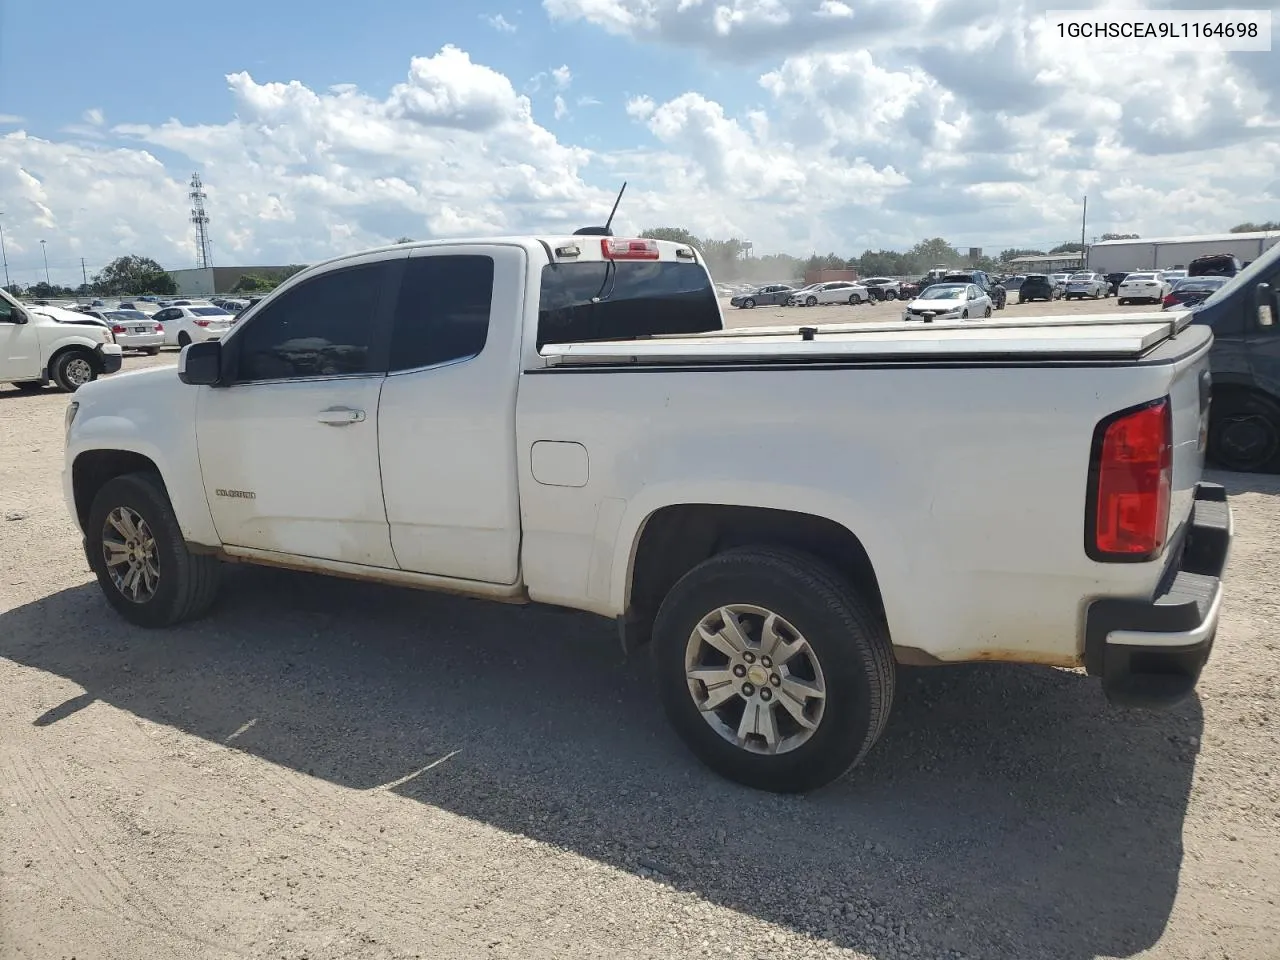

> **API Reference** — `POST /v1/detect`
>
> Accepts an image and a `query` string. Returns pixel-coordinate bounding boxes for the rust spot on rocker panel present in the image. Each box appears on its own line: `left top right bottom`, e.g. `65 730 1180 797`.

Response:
894 646 1081 669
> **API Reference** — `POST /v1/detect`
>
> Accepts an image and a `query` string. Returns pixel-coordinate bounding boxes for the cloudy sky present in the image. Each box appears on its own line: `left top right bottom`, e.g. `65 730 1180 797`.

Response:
1 0 1278 286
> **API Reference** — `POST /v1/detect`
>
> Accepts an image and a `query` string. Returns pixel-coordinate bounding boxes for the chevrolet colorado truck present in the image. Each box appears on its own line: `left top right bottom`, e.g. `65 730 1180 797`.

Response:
1 291 123 391
63 235 1233 792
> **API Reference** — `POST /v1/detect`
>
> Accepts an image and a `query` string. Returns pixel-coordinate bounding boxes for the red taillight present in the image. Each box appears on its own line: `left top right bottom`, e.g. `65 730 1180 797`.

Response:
601 237 660 260
111 324 127 334
1162 294 1177 306
155 323 163 332
193 319 210 327
1088 398 1172 561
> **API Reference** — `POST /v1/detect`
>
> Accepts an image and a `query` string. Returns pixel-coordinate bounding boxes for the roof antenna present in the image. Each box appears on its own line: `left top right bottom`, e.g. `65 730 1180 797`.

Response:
573 181 627 237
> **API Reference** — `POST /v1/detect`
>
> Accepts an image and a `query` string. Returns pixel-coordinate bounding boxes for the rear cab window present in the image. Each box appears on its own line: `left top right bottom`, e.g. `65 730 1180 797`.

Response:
536 248 722 349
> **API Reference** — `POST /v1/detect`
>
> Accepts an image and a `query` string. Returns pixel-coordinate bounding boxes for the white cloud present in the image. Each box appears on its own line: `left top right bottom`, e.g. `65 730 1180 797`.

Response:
0 114 22 125
0 17 1277 285
816 0 852 17
483 12 517 32
83 108 105 126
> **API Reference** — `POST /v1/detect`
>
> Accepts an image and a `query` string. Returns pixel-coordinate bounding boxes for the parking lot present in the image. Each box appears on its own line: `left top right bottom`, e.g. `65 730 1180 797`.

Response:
2 294 1279 960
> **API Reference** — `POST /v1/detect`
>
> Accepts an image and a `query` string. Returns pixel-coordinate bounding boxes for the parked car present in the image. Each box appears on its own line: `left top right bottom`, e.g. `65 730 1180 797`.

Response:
789 281 870 306
62 233 1230 793
1104 272 1129 296
729 284 795 309
940 271 1005 309
0 290 122 391
1050 273 1071 290
902 283 992 321
95 309 165 354
1016 274 1060 303
153 304 235 346
1063 272 1109 300
1117 272 1171 304
860 277 903 300
1189 254 1242 278
1184 239 1280 470
1163 276 1229 311
1000 275 1026 294
117 301 160 316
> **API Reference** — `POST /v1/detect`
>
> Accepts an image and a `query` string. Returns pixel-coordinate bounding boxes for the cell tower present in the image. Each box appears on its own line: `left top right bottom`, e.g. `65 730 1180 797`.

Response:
189 172 212 269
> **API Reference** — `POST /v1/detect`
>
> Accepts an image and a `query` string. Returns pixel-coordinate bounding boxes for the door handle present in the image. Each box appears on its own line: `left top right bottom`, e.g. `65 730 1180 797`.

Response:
316 406 366 425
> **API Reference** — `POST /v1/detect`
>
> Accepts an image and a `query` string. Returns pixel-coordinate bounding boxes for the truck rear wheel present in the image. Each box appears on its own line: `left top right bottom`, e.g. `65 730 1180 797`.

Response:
1208 394 1280 472
652 546 895 793
86 472 222 628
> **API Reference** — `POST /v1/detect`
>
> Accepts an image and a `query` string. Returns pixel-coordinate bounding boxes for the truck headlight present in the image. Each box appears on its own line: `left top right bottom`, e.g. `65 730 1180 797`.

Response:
65 401 79 441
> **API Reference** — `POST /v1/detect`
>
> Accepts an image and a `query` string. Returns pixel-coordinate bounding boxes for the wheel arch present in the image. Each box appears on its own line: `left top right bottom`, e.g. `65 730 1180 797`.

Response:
618 503 885 652
46 340 102 379
72 449 167 534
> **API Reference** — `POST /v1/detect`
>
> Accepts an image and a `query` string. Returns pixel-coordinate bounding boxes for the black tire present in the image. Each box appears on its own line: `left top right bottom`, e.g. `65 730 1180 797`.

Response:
652 546 895 793
741 299 756 310
1208 394 1280 473
847 295 859 306
177 332 192 347
806 296 818 307
51 349 97 393
983 305 992 318
961 309 969 319
145 348 161 356
1118 298 1129 305
13 380 45 392
86 472 222 628
886 290 897 300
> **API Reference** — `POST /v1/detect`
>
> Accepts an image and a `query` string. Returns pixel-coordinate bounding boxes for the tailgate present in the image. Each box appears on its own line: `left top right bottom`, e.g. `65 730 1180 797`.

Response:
1163 327 1215 550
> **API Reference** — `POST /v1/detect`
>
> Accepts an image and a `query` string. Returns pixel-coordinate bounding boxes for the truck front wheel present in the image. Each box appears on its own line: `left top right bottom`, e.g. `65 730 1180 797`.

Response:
652 546 895 793
51 349 97 392
86 472 222 628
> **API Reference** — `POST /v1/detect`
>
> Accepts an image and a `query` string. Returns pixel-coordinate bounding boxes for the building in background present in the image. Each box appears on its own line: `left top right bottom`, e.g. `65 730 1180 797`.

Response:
168 265 300 297
1005 253 1086 273
1087 232 1280 273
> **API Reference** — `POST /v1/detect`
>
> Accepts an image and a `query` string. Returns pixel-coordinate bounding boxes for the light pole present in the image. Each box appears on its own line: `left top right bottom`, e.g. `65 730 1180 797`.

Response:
40 239 50 286
0 213 9 291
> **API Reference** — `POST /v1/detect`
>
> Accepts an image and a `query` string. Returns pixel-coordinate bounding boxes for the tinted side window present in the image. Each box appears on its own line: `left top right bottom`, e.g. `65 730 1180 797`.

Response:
234 263 385 382
389 255 494 372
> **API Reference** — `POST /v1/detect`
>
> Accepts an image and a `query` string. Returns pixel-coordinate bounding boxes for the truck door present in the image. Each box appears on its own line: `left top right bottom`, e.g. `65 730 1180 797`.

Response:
0 297 40 381
194 254 403 568
1244 265 1280 402
377 244 525 584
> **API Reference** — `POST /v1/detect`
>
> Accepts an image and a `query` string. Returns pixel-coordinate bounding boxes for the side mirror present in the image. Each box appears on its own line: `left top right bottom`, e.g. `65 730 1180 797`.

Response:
178 340 223 385
1257 282 1275 328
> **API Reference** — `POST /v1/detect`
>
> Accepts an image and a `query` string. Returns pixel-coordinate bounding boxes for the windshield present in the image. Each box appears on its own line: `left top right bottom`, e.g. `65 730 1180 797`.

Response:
1069 273 1093 280
192 306 231 317
920 285 965 300
106 310 149 321
1126 273 1156 281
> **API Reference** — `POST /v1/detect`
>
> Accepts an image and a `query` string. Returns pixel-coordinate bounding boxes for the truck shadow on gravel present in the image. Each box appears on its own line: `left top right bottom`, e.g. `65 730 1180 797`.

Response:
1 572 1203 960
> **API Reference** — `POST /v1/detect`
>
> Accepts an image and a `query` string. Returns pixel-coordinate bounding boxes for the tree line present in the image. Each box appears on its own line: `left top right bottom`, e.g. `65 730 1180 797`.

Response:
7 255 306 299
640 228 1151 281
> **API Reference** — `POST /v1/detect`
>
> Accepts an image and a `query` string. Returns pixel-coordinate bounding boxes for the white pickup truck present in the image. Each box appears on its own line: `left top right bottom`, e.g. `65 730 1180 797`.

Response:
1 291 123 391
63 235 1233 792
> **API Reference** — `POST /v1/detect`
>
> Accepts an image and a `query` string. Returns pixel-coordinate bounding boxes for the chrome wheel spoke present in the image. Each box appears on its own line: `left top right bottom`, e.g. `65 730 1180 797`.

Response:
737 700 780 751
688 666 739 710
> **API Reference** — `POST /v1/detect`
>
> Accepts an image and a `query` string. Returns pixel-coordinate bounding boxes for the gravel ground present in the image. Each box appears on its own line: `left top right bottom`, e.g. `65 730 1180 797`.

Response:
2 304 1279 959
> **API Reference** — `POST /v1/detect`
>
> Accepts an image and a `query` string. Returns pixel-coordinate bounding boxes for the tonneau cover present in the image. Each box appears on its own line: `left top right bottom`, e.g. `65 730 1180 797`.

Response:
540 311 1197 366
